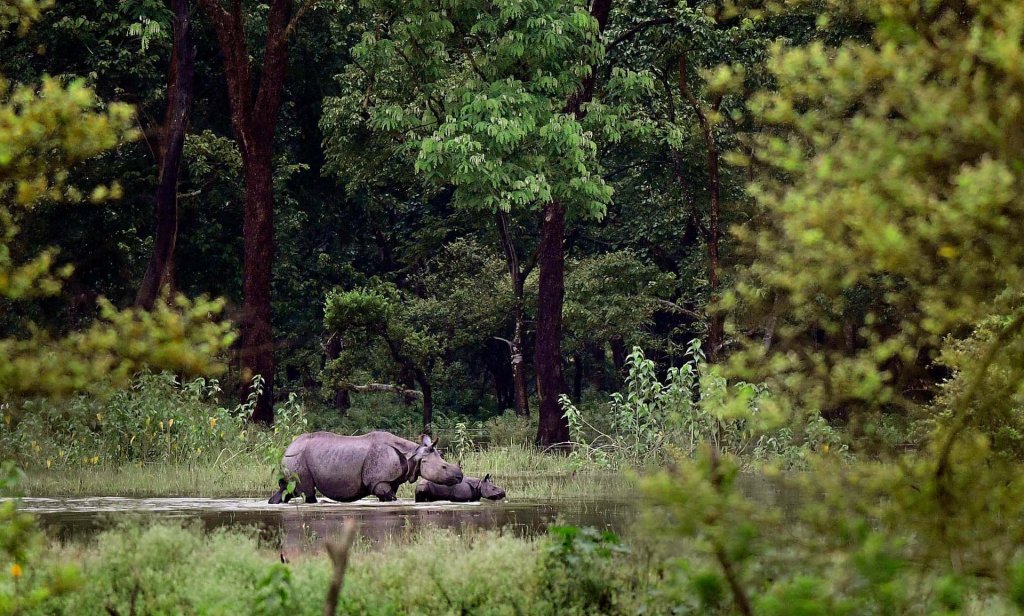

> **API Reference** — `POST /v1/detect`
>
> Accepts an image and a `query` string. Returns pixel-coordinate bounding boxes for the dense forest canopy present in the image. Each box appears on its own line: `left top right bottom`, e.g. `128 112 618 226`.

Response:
0 0 867 444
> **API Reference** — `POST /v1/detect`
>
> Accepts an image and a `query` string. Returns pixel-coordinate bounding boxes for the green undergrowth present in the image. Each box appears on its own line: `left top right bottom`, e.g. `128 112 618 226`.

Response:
7 521 656 616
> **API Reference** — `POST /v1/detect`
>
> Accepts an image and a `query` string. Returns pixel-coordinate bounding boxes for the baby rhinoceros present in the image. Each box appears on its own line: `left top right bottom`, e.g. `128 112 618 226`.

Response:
415 473 506 503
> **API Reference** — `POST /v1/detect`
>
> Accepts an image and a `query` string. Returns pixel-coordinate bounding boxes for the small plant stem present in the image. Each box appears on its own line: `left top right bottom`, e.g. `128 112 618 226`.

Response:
323 518 358 616
715 545 754 616
707 446 754 616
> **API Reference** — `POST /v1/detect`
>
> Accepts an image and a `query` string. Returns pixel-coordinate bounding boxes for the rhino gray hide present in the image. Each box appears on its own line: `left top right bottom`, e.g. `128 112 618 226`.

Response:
269 431 462 503
414 473 506 503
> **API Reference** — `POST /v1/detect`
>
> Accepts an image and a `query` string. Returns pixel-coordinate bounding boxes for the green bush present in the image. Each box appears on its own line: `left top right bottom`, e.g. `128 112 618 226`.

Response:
482 411 536 448
560 342 839 468
0 372 307 470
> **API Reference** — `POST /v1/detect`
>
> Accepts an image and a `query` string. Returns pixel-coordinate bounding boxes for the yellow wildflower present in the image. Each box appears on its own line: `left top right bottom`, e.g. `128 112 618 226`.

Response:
10 563 22 578
91 456 99 465
46 459 52 469
159 421 164 430
938 245 958 259
822 443 830 454
168 418 174 428
209 417 217 429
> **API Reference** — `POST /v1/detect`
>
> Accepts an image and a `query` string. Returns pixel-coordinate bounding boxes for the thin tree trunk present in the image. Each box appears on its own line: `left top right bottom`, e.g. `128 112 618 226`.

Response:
534 200 570 448
610 335 627 373
534 0 614 449
679 51 723 362
573 353 584 402
510 317 529 417
136 0 193 310
414 368 433 435
495 212 530 418
763 315 776 351
325 334 350 411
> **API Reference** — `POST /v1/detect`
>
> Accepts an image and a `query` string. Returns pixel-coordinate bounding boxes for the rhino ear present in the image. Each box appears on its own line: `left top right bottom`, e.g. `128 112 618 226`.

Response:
484 473 491 483
421 434 433 448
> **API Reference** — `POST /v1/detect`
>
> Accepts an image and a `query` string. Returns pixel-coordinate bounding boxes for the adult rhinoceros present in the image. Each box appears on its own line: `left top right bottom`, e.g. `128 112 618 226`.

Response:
268 431 462 504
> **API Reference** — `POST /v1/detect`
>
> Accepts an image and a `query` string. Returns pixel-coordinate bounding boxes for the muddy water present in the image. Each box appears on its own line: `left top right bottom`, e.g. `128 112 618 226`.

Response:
11 496 638 551
6 474 798 553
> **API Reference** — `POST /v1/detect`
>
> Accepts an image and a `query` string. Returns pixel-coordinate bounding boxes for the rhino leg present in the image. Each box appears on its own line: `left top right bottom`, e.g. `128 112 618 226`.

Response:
362 442 406 502
371 482 397 501
279 450 317 504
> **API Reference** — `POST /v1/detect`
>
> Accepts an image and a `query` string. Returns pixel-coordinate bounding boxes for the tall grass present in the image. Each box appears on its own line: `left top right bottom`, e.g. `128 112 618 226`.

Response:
15 458 275 498
12 445 634 500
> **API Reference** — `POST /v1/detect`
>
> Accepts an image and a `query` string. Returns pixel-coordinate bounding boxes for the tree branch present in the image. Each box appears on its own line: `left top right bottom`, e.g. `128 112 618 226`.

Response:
340 382 423 401
284 0 318 40
606 16 673 52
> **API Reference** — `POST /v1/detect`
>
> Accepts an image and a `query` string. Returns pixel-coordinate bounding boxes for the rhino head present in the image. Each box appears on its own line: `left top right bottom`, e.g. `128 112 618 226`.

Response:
407 435 463 486
478 473 506 500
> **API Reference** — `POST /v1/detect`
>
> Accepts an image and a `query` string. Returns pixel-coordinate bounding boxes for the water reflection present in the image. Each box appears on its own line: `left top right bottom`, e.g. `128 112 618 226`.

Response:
5 473 802 553
8 496 637 552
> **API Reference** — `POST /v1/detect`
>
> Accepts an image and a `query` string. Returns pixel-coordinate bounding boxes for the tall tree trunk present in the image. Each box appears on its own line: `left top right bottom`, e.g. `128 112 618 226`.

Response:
534 200 570 448
679 51 723 362
136 0 194 310
199 0 310 425
534 0 614 448
495 212 530 418
239 148 276 424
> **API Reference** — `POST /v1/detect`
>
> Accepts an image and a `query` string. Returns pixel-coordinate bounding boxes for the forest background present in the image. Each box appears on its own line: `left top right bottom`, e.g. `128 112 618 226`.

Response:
5 0 1024 613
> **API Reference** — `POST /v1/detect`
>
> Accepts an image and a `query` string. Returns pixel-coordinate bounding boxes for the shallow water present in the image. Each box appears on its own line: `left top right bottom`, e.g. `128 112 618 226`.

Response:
8 495 638 552
5 473 799 553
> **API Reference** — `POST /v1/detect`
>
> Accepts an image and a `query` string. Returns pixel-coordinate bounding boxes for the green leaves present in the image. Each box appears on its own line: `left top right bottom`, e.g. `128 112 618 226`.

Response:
0 2 233 399
325 0 613 217
731 0 1024 433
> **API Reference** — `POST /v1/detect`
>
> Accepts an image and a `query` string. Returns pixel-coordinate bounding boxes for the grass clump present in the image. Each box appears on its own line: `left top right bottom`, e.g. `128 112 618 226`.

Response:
15 458 276 498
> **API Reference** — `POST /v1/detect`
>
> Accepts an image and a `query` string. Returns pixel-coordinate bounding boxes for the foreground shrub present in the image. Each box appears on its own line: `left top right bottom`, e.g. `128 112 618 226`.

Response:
29 522 652 616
